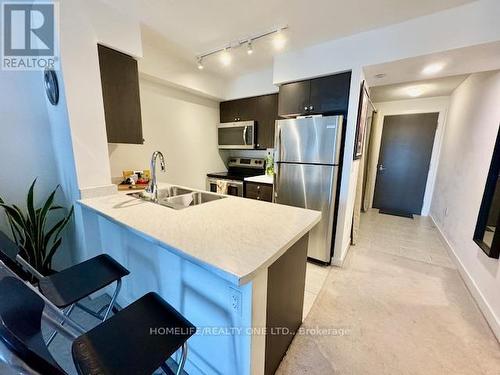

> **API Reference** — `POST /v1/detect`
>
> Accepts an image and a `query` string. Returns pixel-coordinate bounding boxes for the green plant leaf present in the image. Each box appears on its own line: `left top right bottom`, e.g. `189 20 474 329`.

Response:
42 205 73 269
44 215 68 251
0 203 26 230
26 178 37 228
43 237 62 269
37 185 59 255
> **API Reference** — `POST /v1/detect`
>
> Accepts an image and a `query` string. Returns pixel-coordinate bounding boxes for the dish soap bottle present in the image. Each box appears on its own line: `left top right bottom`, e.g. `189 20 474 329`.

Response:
265 150 274 176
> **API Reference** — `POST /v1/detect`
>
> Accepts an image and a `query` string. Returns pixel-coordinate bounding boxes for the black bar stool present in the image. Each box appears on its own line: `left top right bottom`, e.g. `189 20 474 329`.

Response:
0 276 196 375
0 230 130 345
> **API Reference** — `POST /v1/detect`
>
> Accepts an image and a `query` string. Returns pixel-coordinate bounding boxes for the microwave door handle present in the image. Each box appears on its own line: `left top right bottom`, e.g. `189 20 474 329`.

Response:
243 126 248 146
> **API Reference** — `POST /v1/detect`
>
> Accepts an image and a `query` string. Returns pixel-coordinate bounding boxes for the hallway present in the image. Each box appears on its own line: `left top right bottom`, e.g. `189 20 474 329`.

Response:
277 210 500 374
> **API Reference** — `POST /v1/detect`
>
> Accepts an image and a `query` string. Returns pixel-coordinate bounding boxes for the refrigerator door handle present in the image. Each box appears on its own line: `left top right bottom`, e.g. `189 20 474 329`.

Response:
273 162 280 201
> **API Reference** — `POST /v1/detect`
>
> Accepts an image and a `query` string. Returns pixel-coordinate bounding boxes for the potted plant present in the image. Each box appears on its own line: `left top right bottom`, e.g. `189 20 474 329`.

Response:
0 179 74 276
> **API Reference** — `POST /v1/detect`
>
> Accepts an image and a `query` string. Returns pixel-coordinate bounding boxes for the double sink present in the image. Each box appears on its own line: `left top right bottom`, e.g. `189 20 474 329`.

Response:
128 185 226 210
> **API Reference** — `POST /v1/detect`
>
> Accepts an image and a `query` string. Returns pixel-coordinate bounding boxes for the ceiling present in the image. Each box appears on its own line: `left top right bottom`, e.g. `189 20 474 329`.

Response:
138 0 473 79
365 41 500 87
370 75 468 102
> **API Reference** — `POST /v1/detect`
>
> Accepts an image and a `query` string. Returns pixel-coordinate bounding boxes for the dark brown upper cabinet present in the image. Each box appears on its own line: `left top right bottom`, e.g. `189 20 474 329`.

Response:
278 80 311 118
220 93 278 149
278 71 351 118
98 44 143 144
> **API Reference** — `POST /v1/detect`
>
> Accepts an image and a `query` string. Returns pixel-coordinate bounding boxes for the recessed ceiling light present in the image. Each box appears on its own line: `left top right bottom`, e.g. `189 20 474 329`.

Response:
422 63 445 75
374 73 386 79
406 85 426 98
220 48 232 66
273 29 286 50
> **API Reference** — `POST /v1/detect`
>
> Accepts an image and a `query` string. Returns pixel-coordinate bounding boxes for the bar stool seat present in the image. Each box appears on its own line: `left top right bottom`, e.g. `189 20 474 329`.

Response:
39 254 130 308
72 292 196 375
0 277 66 375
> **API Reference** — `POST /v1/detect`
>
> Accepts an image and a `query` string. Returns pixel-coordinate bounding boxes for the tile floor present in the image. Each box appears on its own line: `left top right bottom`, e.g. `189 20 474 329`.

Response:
277 209 500 374
304 262 331 319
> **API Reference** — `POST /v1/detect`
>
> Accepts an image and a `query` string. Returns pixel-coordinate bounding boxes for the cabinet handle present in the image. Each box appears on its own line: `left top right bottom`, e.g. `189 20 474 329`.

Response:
257 186 260 190
309 105 314 111
304 106 308 111
257 196 260 200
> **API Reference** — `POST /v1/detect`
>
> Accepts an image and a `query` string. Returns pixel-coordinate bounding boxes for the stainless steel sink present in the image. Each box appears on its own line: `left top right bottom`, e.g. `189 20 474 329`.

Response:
127 186 226 210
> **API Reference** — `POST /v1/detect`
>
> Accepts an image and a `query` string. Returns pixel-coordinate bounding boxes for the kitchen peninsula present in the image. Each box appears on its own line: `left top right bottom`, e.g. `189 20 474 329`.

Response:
78 183 320 375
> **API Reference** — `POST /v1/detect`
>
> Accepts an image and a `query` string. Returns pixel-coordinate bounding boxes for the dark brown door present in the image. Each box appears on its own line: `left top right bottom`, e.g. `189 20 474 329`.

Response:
278 80 311 117
373 113 438 215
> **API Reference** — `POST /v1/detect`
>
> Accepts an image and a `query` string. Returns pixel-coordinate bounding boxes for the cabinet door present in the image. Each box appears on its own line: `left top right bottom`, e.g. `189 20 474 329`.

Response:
255 94 279 149
220 100 238 123
278 80 311 117
237 97 257 122
98 44 143 144
309 72 351 114
245 182 273 202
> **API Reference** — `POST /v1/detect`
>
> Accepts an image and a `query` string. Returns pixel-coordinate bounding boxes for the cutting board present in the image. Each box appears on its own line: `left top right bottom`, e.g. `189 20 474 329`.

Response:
117 184 149 191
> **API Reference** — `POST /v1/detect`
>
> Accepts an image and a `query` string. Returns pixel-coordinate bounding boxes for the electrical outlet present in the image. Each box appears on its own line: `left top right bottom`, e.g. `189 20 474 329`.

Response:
229 287 242 316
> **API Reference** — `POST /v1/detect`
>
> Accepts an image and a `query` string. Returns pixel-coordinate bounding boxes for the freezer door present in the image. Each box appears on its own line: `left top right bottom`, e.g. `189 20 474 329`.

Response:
274 163 338 262
275 116 343 165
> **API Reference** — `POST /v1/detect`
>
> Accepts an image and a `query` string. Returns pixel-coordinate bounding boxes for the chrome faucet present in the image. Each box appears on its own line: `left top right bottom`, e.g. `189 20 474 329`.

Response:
146 151 166 202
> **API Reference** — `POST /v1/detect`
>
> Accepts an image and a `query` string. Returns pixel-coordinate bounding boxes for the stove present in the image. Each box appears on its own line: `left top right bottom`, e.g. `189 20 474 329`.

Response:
207 157 265 196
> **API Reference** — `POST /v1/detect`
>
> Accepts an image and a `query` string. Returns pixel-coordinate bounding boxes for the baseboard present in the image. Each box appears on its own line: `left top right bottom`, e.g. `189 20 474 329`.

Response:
430 215 500 342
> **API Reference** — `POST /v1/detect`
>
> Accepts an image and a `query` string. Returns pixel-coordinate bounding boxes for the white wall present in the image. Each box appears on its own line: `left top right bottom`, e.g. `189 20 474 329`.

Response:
332 67 364 266
431 70 500 339
0 70 74 267
224 68 278 100
47 0 143 198
139 27 228 100
108 78 226 190
368 96 450 215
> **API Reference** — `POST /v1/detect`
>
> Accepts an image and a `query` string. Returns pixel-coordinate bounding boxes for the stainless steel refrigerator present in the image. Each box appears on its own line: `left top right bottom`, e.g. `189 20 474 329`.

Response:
274 116 343 263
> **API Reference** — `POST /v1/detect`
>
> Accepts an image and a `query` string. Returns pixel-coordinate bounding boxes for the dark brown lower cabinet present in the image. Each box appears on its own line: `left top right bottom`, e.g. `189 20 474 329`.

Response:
265 234 308 375
245 182 273 202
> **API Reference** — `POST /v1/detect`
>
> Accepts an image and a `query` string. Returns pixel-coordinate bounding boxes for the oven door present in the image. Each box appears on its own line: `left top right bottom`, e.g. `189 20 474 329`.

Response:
218 121 255 149
206 178 243 196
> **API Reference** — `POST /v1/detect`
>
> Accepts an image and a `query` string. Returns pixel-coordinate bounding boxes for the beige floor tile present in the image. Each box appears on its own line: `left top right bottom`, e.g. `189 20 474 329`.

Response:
278 210 500 374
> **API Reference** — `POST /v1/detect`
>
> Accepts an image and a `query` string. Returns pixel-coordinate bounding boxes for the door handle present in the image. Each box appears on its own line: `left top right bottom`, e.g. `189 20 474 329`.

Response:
243 126 248 145
378 164 386 172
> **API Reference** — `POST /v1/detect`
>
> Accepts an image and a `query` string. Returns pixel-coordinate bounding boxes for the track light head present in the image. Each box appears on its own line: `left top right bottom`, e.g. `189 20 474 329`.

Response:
220 48 232 66
247 40 253 55
197 57 204 70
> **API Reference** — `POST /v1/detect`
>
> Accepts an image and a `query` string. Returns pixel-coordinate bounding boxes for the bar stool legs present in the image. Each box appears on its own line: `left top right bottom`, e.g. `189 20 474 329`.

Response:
46 303 76 345
47 279 122 346
160 342 189 375
177 342 188 375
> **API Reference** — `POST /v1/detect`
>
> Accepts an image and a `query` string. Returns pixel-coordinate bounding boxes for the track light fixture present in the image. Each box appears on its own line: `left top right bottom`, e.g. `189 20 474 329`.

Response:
195 26 288 69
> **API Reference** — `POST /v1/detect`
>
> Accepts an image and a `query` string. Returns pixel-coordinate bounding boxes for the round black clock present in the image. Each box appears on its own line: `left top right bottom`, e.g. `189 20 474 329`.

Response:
44 69 59 105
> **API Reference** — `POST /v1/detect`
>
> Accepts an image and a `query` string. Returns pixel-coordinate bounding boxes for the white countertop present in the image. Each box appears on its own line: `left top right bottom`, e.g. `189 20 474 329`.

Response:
244 174 274 185
78 183 320 285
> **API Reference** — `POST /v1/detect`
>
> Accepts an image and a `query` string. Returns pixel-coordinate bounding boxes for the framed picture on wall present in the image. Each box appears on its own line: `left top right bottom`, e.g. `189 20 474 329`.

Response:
354 80 370 160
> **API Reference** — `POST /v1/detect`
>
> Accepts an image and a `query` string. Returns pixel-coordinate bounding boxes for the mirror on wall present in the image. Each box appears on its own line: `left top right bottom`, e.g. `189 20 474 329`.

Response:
474 126 500 259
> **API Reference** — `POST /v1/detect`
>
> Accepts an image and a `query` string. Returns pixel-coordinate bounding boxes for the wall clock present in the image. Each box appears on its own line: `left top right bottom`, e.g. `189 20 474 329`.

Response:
44 68 59 105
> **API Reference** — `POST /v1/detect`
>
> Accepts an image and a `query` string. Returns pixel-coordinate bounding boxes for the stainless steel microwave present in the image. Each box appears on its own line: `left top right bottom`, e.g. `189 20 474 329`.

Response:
218 121 255 149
